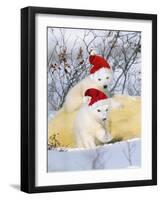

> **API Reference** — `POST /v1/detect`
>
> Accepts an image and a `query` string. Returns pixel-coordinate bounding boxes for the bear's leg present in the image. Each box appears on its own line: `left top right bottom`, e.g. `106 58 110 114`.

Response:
95 129 113 143
79 133 96 149
75 133 84 148
83 137 96 149
108 98 123 110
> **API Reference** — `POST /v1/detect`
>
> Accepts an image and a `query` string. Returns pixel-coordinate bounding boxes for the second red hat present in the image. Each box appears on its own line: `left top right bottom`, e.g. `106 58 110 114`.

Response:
84 88 108 106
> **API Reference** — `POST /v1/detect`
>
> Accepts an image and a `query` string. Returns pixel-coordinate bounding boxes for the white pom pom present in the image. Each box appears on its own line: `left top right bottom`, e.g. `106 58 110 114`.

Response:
83 96 91 104
90 49 97 55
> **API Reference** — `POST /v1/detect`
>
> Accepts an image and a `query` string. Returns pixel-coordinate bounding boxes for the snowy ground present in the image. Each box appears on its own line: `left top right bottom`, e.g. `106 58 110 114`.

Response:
48 138 141 172
48 110 57 122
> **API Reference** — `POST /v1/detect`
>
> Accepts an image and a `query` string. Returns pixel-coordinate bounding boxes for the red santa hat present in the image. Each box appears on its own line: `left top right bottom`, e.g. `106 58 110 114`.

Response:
89 51 111 74
84 88 109 107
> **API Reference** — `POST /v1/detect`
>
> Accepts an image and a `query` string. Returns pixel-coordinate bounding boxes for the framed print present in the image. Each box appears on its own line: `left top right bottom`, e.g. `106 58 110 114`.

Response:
21 6 157 193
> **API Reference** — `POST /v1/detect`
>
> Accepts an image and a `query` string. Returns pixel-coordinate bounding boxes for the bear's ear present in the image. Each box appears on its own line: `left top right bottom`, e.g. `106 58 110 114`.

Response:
83 96 91 105
89 73 94 80
108 99 123 110
90 49 96 55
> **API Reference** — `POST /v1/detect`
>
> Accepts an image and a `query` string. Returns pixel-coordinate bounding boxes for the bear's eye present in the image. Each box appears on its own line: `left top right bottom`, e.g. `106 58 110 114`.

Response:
106 77 109 79
97 109 101 112
98 78 101 81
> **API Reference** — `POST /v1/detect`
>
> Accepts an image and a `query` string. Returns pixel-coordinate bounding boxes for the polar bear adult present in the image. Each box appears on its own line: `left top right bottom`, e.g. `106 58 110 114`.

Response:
63 52 113 112
48 94 141 148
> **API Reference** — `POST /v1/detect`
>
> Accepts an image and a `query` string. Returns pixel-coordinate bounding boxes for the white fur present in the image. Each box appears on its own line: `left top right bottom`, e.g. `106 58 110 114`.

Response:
90 49 96 55
73 103 113 149
63 68 113 112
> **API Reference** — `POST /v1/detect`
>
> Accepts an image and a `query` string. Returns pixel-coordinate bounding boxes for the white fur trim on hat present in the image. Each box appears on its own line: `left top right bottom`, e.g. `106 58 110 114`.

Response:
90 99 109 109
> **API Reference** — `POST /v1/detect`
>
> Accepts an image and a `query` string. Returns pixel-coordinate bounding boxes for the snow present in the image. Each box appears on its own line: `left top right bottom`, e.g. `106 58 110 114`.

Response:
48 138 141 172
48 110 57 122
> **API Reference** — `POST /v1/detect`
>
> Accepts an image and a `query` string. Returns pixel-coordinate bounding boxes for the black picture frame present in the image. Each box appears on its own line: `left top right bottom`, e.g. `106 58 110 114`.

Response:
21 6 157 193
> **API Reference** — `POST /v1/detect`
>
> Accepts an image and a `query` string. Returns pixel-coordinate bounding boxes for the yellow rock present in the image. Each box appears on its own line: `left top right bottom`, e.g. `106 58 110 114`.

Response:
48 95 141 148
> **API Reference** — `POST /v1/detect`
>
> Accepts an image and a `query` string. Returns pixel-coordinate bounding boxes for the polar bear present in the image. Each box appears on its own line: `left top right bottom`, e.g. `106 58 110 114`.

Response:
48 94 141 149
73 88 122 148
63 54 113 112
74 102 112 148
74 104 112 148
64 68 112 112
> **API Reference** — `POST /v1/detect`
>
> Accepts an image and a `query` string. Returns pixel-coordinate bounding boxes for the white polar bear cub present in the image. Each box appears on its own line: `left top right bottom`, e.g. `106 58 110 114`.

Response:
64 68 112 112
74 103 112 148
73 88 119 149
63 53 112 112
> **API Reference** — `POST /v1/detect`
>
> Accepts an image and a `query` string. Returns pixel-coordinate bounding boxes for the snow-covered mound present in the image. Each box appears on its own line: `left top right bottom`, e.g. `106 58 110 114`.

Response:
48 138 141 172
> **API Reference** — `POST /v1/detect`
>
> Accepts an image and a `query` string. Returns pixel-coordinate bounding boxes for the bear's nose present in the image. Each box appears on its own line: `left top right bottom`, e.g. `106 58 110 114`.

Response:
103 85 107 89
103 118 106 121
